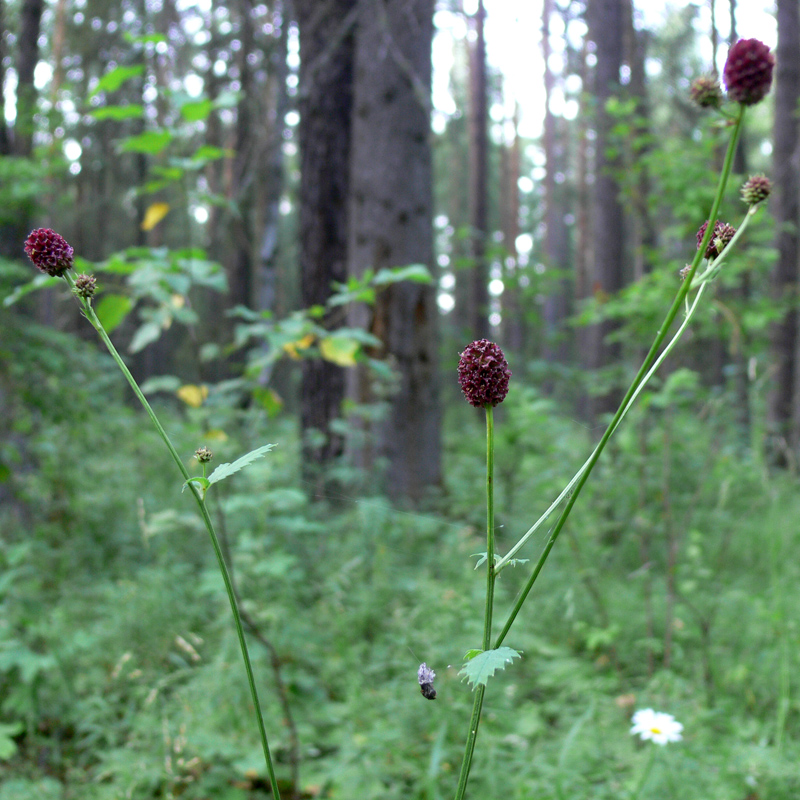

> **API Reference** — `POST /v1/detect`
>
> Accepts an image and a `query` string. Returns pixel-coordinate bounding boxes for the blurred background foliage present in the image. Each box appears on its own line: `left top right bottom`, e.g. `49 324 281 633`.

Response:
1 0 799 797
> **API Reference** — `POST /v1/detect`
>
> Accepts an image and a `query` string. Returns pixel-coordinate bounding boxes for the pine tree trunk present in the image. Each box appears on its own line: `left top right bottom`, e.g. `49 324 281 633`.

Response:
501 108 525 354
467 0 489 340
541 0 571 371
347 0 441 502
14 0 43 157
0 0 10 156
586 0 625 419
768 0 800 460
296 0 357 484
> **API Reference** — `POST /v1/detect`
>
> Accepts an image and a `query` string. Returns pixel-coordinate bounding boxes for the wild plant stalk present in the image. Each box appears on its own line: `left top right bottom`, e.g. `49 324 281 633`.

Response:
453 405 495 800
56 268 283 799
453 83 773 793
494 106 745 647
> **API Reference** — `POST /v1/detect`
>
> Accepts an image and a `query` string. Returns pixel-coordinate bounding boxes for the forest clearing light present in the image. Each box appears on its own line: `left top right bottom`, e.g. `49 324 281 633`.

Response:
515 233 533 255
431 0 777 142
63 140 82 161
489 279 504 297
440 273 455 290
438 293 455 314
184 73 204 97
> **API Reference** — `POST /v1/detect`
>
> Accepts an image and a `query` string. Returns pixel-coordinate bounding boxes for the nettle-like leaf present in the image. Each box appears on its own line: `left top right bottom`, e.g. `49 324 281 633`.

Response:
459 647 522 689
207 444 277 486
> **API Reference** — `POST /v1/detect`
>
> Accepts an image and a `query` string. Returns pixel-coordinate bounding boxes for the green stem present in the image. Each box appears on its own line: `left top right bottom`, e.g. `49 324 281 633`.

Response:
497 199 760 574
453 405 496 800
483 406 495 652
630 746 657 800
494 105 746 647
67 276 282 799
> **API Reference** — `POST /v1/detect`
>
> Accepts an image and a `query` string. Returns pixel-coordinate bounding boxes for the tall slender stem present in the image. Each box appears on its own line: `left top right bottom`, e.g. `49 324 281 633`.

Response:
453 405 496 800
68 277 283 799
483 406 495 651
494 106 745 648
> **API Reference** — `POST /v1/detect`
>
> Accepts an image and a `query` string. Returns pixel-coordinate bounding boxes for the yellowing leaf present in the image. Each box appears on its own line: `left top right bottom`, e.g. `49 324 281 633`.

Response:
320 336 359 367
282 333 315 360
177 384 209 408
141 202 170 231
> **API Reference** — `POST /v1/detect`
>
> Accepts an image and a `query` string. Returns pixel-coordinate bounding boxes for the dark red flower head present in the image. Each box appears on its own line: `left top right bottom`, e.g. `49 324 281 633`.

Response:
723 38 775 106
457 339 511 408
696 220 736 261
24 228 74 277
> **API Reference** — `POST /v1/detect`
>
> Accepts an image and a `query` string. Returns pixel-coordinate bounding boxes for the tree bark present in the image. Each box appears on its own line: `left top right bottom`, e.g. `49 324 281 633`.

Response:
347 0 441 502
15 0 43 157
501 107 525 354
541 0 571 370
586 0 625 419
467 0 489 340
0 0 10 155
768 0 800 459
296 0 357 485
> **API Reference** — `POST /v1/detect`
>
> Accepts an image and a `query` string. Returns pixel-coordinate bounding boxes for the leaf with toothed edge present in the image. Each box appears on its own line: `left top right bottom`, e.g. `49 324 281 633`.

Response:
459 647 522 688
207 444 277 485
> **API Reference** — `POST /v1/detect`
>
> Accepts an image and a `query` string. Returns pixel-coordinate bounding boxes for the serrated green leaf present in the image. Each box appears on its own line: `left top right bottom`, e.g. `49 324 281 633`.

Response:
207 444 277 486
459 647 522 688
463 649 483 661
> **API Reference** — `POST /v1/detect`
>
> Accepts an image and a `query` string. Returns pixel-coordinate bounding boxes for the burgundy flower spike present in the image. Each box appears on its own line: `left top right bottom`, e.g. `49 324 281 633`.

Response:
696 220 736 261
24 228 74 277
723 38 775 106
458 339 511 408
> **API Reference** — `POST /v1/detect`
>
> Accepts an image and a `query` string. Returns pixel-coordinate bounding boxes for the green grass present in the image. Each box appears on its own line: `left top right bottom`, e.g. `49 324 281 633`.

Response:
1 330 799 799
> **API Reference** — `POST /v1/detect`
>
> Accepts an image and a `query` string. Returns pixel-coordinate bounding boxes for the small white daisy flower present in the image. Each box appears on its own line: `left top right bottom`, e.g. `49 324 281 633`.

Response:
630 708 683 745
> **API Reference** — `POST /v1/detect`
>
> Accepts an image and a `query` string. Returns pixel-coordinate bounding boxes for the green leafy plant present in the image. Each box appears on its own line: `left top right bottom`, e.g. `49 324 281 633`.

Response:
8 35 780 800
446 40 776 799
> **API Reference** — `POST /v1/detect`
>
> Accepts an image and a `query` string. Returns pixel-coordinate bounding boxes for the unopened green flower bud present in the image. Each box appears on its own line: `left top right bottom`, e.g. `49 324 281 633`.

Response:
194 446 213 463
690 75 722 109
741 174 772 206
73 274 97 299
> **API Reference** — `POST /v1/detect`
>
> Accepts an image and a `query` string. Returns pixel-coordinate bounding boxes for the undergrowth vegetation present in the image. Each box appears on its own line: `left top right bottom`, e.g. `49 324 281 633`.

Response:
2 303 799 799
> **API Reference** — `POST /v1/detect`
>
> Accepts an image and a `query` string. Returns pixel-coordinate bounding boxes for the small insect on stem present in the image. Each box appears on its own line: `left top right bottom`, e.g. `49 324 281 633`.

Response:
418 663 436 700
